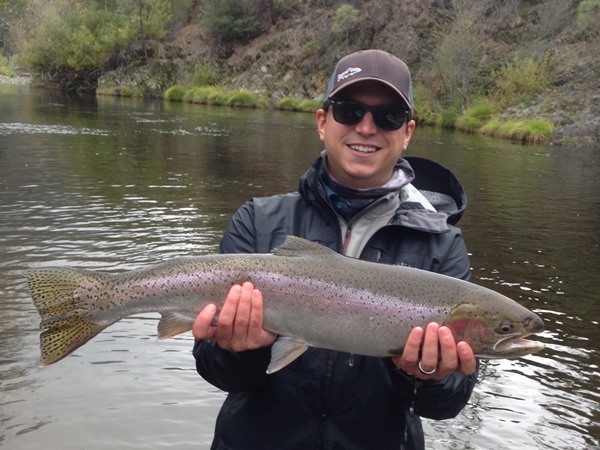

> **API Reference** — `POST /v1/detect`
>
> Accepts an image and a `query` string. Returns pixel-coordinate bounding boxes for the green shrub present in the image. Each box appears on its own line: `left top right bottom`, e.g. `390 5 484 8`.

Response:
510 118 555 143
298 99 322 112
456 98 499 131
19 1 172 89
577 0 600 25
207 89 228 105
439 104 461 129
127 86 145 97
0 54 17 77
332 4 359 47
202 0 259 44
164 85 187 101
276 98 321 112
192 61 219 86
479 118 503 136
227 90 258 107
480 118 554 143
184 86 220 103
412 84 440 125
277 97 301 111
301 39 321 59
491 55 550 108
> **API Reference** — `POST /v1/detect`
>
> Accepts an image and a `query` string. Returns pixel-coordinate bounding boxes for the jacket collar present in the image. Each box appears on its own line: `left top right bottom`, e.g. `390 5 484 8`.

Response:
298 154 467 233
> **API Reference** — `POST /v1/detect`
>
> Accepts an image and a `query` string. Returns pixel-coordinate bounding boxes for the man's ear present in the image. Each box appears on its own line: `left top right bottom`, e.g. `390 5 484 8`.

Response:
402 119 416 152
316 108 327 142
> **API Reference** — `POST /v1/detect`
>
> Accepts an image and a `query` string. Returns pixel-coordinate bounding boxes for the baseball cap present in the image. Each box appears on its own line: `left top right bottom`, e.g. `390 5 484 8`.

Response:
324 49 413 112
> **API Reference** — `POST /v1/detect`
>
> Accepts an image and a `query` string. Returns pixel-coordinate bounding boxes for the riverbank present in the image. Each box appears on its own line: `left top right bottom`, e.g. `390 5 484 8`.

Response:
0 75 31 86
98 82 558 145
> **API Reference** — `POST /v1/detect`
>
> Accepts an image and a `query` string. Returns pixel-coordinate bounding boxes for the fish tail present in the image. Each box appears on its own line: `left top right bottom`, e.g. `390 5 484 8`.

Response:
27 268 111 366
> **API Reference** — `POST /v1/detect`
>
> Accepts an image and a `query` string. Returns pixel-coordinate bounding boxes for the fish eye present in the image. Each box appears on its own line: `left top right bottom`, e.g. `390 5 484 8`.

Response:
496 320 516 334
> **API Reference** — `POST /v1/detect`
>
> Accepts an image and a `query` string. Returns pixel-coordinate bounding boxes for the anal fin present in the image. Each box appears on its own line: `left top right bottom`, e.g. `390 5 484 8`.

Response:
157 312 195 339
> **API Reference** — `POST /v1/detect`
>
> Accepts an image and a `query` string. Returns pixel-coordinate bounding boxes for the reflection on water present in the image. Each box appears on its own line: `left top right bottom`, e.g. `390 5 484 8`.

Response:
0 85 598 449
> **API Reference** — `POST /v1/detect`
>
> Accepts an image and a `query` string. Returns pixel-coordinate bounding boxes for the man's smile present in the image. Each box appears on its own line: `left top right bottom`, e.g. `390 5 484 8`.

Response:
349 144 379 153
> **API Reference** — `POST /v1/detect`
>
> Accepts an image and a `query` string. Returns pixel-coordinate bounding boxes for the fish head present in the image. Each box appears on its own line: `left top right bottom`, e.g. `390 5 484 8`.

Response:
443 301 545 359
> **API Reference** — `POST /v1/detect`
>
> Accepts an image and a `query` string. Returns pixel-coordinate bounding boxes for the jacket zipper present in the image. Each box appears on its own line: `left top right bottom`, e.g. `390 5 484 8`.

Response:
341 227 352 255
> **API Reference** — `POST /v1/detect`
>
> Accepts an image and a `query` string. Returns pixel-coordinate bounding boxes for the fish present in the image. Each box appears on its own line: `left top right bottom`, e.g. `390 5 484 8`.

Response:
27 236 545 372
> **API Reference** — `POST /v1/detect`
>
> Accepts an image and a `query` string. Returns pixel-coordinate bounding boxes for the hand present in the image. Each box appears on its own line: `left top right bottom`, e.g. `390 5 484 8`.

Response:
192 281 277 352
392 322 477 380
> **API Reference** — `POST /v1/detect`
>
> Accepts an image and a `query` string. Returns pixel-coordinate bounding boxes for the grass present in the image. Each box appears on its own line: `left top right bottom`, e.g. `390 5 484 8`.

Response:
227 90 261 108
183 86 220 103
480 118 554 143
163 85 317 112
277 97 301 111
0 54 19 78
275 97 322 112
0 66 16 77
164 85 187 102
455 98 499 132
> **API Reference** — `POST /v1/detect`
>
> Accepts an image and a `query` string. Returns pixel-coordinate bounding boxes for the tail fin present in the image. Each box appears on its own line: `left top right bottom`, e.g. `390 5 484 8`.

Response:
27 268 111 366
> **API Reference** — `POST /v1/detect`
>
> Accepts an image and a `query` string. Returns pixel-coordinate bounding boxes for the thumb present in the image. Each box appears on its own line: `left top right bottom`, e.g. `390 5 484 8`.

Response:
192 303 218 340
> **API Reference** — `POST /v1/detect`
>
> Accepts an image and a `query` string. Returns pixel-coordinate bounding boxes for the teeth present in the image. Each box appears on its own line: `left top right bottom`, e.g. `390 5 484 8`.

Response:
350 144 377 153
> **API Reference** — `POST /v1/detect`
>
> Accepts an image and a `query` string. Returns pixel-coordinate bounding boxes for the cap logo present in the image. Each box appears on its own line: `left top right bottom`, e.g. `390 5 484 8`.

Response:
337 67 361 82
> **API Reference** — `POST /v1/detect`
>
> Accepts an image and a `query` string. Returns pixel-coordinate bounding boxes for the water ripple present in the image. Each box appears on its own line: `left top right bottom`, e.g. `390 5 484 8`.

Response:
0 122 110 136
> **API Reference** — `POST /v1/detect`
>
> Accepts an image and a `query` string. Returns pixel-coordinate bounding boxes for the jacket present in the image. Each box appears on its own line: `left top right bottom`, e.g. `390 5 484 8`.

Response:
193 155 478 450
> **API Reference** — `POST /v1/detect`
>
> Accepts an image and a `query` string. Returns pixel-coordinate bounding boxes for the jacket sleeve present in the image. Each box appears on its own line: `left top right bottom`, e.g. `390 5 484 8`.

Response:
193 340 272 392
412 367 478 419
386 358 478 419
193 201 275 392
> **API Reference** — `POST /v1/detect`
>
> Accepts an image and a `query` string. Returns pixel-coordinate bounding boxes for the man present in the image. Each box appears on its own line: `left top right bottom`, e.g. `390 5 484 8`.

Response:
193 49 478 449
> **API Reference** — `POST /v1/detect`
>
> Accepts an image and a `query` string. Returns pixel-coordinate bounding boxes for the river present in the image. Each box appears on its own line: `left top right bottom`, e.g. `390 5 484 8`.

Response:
0 84 598 449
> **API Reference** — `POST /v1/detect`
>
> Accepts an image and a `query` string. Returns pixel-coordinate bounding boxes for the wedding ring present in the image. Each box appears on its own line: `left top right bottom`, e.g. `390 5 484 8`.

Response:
418 361 437 375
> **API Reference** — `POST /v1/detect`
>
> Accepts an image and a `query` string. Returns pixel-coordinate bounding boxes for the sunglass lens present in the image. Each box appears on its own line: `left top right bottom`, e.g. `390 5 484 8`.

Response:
333 102 365 125
375 107 406 131
331 101 406 131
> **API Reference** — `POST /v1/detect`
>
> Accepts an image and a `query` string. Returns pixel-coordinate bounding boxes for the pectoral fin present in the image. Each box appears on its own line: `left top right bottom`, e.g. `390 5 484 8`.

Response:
267 336 309 374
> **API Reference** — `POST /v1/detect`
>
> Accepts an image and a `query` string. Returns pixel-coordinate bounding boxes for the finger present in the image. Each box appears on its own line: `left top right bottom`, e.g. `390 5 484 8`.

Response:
247 287 277 346
192 303 218 340
230 282 254 344
248 287 264 331
419 322 440 374
215 284 242 344
398 327 424 373
456 341 477 376
438 326 458 372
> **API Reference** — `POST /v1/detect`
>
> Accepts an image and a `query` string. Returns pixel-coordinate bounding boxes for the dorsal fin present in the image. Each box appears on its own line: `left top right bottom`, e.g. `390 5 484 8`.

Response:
272 236 336 257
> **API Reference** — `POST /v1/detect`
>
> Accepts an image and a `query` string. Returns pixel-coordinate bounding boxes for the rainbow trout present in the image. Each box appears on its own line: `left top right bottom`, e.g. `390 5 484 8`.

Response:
27 236 545 372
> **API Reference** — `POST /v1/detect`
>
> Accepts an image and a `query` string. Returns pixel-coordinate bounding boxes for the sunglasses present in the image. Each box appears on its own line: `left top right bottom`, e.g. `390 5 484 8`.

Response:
325 98 410 131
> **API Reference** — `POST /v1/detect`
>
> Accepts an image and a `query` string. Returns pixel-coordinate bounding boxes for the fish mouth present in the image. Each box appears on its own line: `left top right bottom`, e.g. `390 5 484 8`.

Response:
490 333 545 358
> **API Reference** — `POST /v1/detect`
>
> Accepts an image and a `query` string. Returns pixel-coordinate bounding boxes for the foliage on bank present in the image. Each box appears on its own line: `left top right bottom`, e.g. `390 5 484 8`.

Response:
8 0 181 90
0 54 16 77
414 56 555 143
163 84 321 112
3 0 599 144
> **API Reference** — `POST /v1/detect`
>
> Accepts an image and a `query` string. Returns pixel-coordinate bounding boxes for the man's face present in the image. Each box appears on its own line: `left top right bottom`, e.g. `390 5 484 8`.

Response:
317 81 415 189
